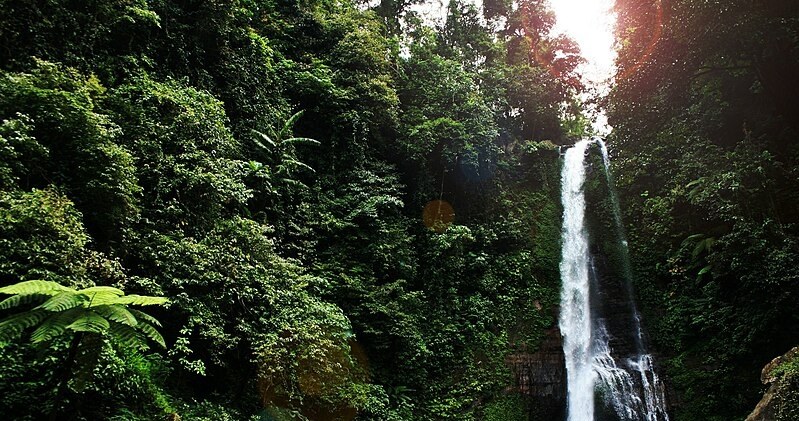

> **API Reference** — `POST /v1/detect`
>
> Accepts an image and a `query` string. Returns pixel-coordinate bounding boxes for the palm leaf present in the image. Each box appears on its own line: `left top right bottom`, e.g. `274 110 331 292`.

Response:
0 310 48 342
66 311 110 334
279 110 304 139
136 321 166 348
36 291 86 312
0 280 72 296
113 295 169 306
94 305 138 327
281 137 320 146
281 158 316 173
684 233 706 243
129 308 162 327
252 129 276 149
30 308 83 344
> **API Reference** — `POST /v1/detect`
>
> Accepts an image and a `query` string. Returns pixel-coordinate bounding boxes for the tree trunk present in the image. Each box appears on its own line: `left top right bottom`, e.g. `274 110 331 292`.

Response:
49 333 82 421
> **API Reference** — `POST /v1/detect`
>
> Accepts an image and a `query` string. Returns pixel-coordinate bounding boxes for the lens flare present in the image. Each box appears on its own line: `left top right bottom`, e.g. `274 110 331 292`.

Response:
422 200 455 233
616 0 664 82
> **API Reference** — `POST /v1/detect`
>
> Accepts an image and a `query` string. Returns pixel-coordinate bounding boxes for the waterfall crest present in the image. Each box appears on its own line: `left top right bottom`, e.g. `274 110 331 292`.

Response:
559 138 669 421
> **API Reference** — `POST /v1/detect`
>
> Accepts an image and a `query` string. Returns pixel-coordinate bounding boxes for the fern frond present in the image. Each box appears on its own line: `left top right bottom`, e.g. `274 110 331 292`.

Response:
94 305 137 327
0 293 48 310
113 295 169 306
0 309 48 342
36 291 86 312
108 322 146 350
0 280 72 296
136 321 166 348
66 311 110 334
83 291 130 307
128 308 162 327
79 286 124 297
30 308 82 344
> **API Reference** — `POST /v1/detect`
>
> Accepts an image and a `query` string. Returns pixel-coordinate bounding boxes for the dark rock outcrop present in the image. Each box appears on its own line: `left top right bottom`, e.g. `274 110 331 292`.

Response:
746 346 799 421
507 327 567 420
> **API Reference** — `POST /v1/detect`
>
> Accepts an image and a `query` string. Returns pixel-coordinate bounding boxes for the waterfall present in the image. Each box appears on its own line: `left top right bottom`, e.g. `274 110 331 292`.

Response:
559 139 594 420
559 138 669 421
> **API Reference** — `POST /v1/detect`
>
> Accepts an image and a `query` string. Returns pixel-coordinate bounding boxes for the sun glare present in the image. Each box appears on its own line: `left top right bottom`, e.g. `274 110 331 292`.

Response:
549 0 616 132
550 0 616 87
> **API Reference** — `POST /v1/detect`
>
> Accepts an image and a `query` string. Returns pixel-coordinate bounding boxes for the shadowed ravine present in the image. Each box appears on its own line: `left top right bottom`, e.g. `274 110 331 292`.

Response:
559 138 669 421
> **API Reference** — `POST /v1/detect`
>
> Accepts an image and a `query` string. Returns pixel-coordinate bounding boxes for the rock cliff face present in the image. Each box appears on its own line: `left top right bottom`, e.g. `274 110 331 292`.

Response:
746 346 799 421
506 327 567 420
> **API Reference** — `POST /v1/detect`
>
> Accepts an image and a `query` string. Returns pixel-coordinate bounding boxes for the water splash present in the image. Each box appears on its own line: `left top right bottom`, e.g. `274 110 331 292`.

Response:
559 138 669 421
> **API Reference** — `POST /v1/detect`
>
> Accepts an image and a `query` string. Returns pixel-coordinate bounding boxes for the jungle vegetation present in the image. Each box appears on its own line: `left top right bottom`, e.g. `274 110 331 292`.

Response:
0 0 797 419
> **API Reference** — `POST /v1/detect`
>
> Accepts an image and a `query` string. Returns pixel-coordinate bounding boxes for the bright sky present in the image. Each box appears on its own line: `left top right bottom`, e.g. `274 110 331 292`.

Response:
406 0 618 133
549 0 616 133
550 0 616 87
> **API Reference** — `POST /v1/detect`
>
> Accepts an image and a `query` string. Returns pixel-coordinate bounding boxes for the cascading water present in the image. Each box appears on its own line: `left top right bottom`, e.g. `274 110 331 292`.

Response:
559 138 669 421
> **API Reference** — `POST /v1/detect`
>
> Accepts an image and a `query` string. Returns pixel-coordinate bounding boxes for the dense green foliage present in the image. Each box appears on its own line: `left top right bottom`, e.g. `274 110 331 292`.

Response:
608 0 799 419
0 0 581 419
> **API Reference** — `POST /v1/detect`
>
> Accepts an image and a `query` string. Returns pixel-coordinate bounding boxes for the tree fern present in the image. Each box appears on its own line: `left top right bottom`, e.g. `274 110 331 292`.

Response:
0 278 169 402
70 334 104 392
79 286 125 297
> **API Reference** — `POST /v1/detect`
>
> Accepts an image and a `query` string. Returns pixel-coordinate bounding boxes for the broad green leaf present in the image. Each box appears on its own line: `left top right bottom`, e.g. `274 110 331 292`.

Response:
282 137 321 146
253 130 276 149
279 110 304 139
